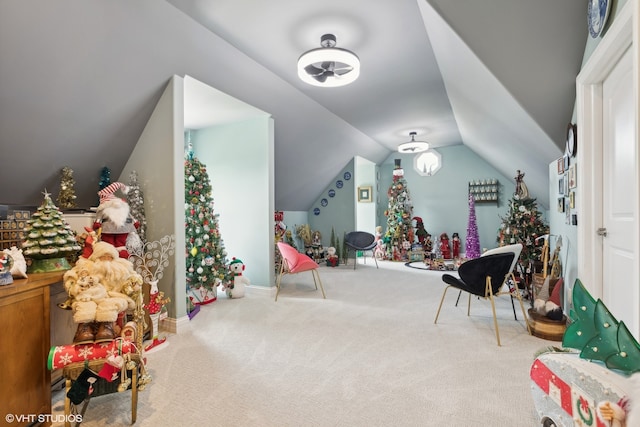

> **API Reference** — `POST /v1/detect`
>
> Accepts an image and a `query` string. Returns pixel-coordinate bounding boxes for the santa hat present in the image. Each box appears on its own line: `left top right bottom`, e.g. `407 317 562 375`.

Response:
98 182 129 204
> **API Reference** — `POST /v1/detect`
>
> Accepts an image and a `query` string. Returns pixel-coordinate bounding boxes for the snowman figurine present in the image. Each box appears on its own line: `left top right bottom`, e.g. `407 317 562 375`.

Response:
226 258 250 298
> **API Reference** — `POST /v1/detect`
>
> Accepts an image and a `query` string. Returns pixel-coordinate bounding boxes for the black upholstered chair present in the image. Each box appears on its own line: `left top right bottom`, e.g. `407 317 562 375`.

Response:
344 231 379 270
434 252 529 346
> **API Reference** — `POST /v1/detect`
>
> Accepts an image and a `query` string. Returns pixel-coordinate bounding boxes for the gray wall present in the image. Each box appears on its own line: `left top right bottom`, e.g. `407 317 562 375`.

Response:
307 160 356 247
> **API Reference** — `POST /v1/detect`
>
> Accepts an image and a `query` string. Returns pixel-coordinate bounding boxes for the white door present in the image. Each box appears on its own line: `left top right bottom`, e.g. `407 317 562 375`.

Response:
601 46 638 336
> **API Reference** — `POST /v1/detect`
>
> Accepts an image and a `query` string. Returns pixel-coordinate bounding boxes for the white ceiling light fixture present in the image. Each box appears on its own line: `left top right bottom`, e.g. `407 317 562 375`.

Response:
398 131 429 153
298 34 360 87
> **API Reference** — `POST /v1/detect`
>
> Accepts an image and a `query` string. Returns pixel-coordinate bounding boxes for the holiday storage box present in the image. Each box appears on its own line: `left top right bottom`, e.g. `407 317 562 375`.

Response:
530 351 630 427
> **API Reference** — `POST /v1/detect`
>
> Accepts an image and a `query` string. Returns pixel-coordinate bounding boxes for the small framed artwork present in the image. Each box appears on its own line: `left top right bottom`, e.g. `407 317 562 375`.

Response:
558 197 565 213
558 176 565 194
358 186 373 202
563 173 569 196
557 158 564 174
568 164 577 188
563 154 570 171
569 191 576 209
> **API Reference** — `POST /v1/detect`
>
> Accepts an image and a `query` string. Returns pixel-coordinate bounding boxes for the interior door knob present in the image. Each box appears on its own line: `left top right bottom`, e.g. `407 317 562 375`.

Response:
597 227 608 237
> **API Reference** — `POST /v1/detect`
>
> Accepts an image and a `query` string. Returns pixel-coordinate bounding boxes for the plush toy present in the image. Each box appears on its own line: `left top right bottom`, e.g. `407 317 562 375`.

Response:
533 277 564 321
63 242 142 343
93 182 140 258
223 257 249 298
326 247 339 267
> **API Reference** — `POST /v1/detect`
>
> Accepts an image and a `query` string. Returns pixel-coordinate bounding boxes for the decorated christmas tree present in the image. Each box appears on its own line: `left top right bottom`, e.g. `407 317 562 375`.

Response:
56 166 77 209
127 170 147 244
465 194 481 259
497 171 548 267
22 190 81 272
384 159 414 261
97 166 111 205
184 154 231 306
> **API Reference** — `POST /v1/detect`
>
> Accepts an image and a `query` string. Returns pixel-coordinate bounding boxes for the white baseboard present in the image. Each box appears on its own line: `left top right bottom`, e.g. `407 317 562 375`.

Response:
159 287 275 333
246 284 276 297
160 315 190 334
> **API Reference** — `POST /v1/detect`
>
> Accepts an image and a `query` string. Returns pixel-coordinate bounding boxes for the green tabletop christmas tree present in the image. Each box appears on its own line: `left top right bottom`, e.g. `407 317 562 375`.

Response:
22 190 81 272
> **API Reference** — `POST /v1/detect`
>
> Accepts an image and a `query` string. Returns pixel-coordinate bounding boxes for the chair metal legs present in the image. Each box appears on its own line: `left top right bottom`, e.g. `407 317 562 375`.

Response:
275 263 326 301
434 285 451 324
435 277 530 346
351 249 379 270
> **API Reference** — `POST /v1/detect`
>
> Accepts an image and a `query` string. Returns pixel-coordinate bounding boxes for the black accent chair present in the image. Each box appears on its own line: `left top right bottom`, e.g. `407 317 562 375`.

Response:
434 252 530 346
344 231 379 270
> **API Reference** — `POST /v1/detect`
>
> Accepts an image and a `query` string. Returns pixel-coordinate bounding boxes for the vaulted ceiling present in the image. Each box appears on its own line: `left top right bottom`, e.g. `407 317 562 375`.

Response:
0 0 587 211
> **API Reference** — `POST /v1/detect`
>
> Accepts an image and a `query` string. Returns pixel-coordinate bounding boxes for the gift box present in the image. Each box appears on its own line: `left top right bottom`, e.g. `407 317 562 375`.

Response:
47 339 136 371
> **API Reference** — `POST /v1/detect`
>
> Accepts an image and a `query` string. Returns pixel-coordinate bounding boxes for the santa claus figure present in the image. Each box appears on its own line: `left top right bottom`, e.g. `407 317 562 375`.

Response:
64 242 143 343
94 182 140 258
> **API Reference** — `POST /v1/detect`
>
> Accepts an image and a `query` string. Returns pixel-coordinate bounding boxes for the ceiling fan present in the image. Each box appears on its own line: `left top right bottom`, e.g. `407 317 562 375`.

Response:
298 34 360 87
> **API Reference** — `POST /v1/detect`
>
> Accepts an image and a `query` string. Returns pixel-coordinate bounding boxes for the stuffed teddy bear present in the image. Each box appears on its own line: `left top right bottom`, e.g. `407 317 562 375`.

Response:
223 257 249 298
93 182 140 258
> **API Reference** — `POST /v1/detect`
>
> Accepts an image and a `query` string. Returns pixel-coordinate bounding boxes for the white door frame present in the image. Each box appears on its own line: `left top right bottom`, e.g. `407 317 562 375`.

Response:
576 1 638 300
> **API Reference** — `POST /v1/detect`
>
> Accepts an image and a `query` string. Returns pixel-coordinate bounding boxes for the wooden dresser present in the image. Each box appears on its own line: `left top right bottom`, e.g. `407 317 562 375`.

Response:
0 272 64 426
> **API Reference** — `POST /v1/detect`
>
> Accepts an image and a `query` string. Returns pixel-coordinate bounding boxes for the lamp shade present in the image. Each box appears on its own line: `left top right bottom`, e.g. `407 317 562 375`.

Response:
398 132 429 153
298 34 360 87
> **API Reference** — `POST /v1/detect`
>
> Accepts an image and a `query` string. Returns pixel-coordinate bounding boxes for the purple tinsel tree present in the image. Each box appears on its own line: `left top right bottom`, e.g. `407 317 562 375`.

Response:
465 194 481 259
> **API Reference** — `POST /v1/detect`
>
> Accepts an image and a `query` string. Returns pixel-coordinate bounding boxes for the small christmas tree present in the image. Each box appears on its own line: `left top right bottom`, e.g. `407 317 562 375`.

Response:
184 155 231 306
56 166 77 209
465 194 481 259
127 170 147 244
384 159 414 261
97 166 111 205
22 190 81 272
563 279 640 374
497 171 548 268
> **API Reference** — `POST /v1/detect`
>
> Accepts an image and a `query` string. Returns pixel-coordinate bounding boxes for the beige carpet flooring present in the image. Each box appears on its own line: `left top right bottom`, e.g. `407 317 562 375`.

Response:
51 259 554 426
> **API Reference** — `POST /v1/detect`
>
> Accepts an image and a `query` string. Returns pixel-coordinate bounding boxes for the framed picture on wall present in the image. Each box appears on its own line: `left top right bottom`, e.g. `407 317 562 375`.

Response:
558 176 565 194
558 197 565 213
568 164 577 188
358 186 372 202
570 191 576 209
557 158 564 174
563 173 569 196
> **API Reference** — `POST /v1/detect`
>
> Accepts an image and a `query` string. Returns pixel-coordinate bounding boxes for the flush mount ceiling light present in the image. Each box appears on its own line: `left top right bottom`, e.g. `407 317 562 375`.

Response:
398 132 429 153
298 34 360 87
